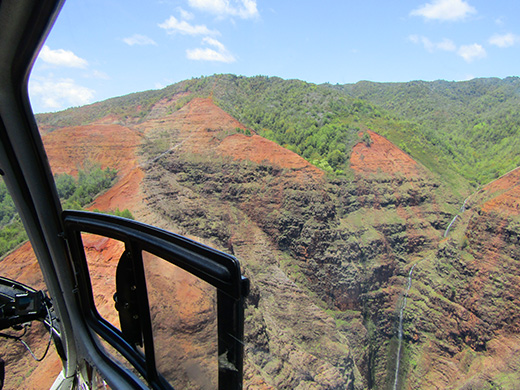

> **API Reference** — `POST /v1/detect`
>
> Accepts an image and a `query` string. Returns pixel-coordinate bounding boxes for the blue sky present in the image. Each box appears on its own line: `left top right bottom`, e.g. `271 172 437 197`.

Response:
29 0 520 113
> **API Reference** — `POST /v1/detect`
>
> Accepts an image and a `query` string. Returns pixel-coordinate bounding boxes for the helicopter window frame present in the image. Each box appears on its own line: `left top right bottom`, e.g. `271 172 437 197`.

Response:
63 209 248 390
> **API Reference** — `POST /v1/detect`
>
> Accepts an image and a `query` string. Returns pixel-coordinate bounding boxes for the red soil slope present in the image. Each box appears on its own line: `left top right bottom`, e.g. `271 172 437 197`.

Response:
480 167 520 215
89 166 144 212
218 134 322 175
42 124 142 176
42 122 146 213
139 97 322 178
350 130 423 176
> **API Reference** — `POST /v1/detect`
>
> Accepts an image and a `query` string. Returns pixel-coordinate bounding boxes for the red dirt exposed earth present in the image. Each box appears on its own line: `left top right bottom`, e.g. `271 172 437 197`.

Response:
217 134 323 177
137 97 246 149
181 98 322 177
140 98 323 178
42 120 146 214
176 97 245 134
350 130 423 176
89 166 145 212
480 167 520 215
42 124 142 176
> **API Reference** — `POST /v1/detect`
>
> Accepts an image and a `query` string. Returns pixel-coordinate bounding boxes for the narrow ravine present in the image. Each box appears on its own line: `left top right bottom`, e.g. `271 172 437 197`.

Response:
393 264 415 390
445 195 471 237
460 196 470 213
444 214 459 237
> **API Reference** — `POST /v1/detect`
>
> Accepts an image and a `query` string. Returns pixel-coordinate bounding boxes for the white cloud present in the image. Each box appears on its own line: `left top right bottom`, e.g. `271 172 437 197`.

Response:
159 15 218 36
179 8 194 20
437 38 457 51
123 34 157 46
30 77 95 111
488 33 519 48
457 44 486 62
39 45 88 68
84 70 110 80
408 35 456 52
410 0 476 21
409 35 487 63
188 0 258 19
186 37 236 63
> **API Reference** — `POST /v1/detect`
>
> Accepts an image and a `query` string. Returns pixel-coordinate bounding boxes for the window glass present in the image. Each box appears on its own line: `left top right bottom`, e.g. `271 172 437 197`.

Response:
79 232 219 388
143 250 218 389
80 232 123 329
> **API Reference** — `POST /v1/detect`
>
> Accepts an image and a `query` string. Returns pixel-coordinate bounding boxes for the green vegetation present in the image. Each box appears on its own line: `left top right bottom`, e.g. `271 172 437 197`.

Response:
0 179 16 227
0 180 28 256
333 77 520 185
91 208 135 220
0 217 26 257
0 163 125 257
58 162 118 210
209 76 371 174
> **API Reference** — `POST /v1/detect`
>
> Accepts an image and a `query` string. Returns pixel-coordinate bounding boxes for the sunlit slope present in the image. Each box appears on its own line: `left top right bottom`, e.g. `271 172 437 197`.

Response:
401 167 520 389
37 75 520 191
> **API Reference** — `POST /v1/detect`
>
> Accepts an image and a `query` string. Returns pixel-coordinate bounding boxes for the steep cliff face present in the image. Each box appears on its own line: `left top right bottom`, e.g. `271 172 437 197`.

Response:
139 98 363 388
398 168 520 389
137 98 458 389
1 92 519 389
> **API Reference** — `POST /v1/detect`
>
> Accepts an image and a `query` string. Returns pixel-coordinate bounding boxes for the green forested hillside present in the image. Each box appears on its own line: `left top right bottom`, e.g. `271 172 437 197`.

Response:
333 77 520 184
0 164 118 257
208 75 472 192
209 75 379 173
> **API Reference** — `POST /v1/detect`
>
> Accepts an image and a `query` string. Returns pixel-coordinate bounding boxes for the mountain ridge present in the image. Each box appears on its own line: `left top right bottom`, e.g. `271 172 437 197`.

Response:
36 74 520 188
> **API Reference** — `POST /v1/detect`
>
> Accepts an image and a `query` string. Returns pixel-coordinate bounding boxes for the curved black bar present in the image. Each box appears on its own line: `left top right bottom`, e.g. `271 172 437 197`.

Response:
63 210 245 299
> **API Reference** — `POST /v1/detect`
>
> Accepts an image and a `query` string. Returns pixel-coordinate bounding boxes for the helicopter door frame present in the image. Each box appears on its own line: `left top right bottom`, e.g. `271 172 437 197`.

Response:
63 210 249 390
